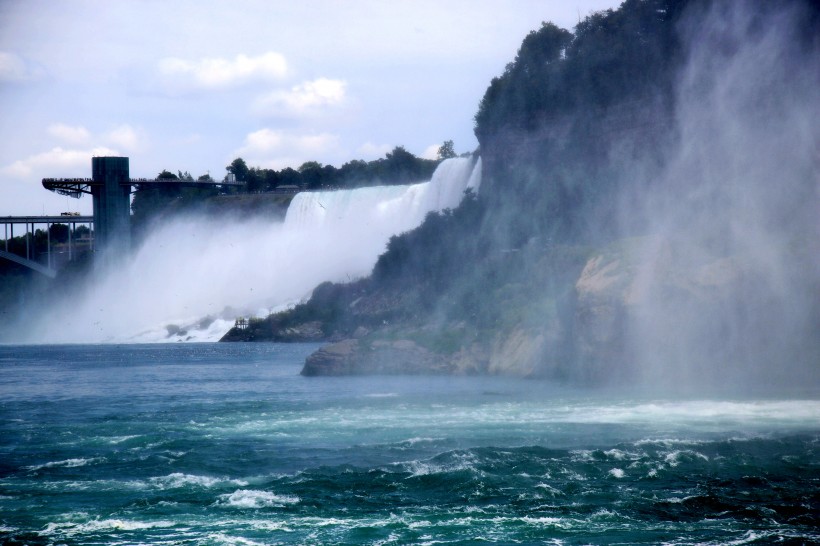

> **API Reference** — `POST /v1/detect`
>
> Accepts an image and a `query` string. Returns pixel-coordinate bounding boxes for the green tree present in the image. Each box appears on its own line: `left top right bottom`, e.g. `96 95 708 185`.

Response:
279 167 301 187
157 170 178 180
384 146 418 182
298 161 321 171
246 167 265 193
48 223 70 244
226 158 250 182
437 140 457 160
299 161 324 189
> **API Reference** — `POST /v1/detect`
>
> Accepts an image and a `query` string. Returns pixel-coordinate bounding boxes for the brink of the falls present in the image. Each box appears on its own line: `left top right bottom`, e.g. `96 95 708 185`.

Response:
16 157 481 344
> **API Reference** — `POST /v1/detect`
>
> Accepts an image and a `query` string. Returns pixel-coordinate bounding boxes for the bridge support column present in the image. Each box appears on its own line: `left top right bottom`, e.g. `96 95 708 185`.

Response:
91 156 131 263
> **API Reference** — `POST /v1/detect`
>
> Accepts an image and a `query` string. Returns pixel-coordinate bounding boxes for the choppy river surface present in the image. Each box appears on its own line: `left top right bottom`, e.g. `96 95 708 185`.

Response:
1 343 817 544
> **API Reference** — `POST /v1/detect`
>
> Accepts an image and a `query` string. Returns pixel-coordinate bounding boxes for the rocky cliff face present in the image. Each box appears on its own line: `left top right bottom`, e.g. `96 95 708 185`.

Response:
294 234 819 386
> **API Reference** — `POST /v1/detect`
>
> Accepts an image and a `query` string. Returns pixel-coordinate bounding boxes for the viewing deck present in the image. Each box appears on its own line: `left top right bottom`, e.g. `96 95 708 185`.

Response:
42 177 243 198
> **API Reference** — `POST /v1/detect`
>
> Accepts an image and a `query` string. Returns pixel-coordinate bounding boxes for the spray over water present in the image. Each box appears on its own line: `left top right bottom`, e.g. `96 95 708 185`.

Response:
15 157 480 343
467 0 818 390
614 1 819 389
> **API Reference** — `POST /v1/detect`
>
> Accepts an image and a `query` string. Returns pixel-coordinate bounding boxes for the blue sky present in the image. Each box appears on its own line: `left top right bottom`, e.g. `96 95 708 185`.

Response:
0 0 619 216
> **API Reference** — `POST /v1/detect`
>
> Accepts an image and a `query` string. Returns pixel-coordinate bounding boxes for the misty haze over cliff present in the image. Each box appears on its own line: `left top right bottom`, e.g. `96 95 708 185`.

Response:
387 0 818 390
620 1 820 388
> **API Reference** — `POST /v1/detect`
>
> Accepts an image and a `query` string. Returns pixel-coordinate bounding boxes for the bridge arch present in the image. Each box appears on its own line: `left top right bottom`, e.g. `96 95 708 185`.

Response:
1 215 94 278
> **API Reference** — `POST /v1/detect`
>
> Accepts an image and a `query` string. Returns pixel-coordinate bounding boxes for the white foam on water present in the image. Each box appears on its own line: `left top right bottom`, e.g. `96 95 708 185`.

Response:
27 457 105 471
663 450 710 467
106 435 142 444
216 489 300 509
205 533 267 546
543 399 820 428
41 518 176 537
147 473 248 490
398 451 482 478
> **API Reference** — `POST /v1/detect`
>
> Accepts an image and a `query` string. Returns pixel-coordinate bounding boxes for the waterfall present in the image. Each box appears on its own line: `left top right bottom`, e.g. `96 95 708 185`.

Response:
285 157 480 230
21 157 481 343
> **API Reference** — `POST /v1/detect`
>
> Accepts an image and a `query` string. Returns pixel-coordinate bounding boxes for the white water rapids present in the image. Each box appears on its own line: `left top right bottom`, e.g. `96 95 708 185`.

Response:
23 157 481 343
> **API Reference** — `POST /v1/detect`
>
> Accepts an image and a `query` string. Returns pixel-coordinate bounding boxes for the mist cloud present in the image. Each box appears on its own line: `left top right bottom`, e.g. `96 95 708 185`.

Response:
0 51 44 83
157 52 288 93
1 145 119 179
617 0 819 389
46 124 91 146
253 78 347 118
236 129 341 169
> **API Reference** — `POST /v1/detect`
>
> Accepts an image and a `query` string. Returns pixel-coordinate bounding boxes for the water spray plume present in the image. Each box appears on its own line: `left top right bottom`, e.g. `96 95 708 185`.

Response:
15 158 480 344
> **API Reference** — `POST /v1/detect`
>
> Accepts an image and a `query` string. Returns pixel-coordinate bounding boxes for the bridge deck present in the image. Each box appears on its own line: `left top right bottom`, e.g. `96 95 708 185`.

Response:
1 215 94 224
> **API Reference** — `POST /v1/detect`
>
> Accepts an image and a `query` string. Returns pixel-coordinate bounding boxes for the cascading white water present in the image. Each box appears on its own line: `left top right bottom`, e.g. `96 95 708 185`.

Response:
21 157 481 343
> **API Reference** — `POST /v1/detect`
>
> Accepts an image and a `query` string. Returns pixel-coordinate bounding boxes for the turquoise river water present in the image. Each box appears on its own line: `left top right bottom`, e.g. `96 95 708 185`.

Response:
0 343 817 545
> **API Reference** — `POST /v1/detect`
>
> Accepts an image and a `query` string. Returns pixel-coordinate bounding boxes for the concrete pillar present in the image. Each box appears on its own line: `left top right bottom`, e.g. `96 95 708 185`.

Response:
91 156 131 263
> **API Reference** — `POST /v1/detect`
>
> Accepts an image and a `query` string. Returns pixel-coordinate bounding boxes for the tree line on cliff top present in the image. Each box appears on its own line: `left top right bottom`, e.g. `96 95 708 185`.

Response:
128 143 460 233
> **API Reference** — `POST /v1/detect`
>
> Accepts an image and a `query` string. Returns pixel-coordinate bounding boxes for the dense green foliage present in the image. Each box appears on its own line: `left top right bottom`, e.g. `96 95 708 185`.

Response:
373 189 485 294
474 0 690 246
236 146 440 193
474 1 686 140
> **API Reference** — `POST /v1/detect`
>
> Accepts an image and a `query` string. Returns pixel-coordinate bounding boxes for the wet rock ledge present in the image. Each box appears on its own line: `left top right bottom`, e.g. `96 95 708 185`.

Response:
301 338 454 376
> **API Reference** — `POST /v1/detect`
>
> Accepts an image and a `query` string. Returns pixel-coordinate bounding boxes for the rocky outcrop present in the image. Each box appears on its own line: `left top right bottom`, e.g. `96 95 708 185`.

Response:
220 319 328 342
572 251 638 383
570 235 820 386
488 328 548 377
301 338 453 376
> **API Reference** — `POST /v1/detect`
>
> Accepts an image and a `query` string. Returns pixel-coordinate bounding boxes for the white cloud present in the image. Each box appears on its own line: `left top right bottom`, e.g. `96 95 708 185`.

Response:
6 124 145 181
240 128 284 154
253 78 346 117
0 51 43 83
236 128 340 169
357 142 392 159
1 146 120 179
158 52 288 92
106 124 143 152
421 144 441 160
47 124 91 145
